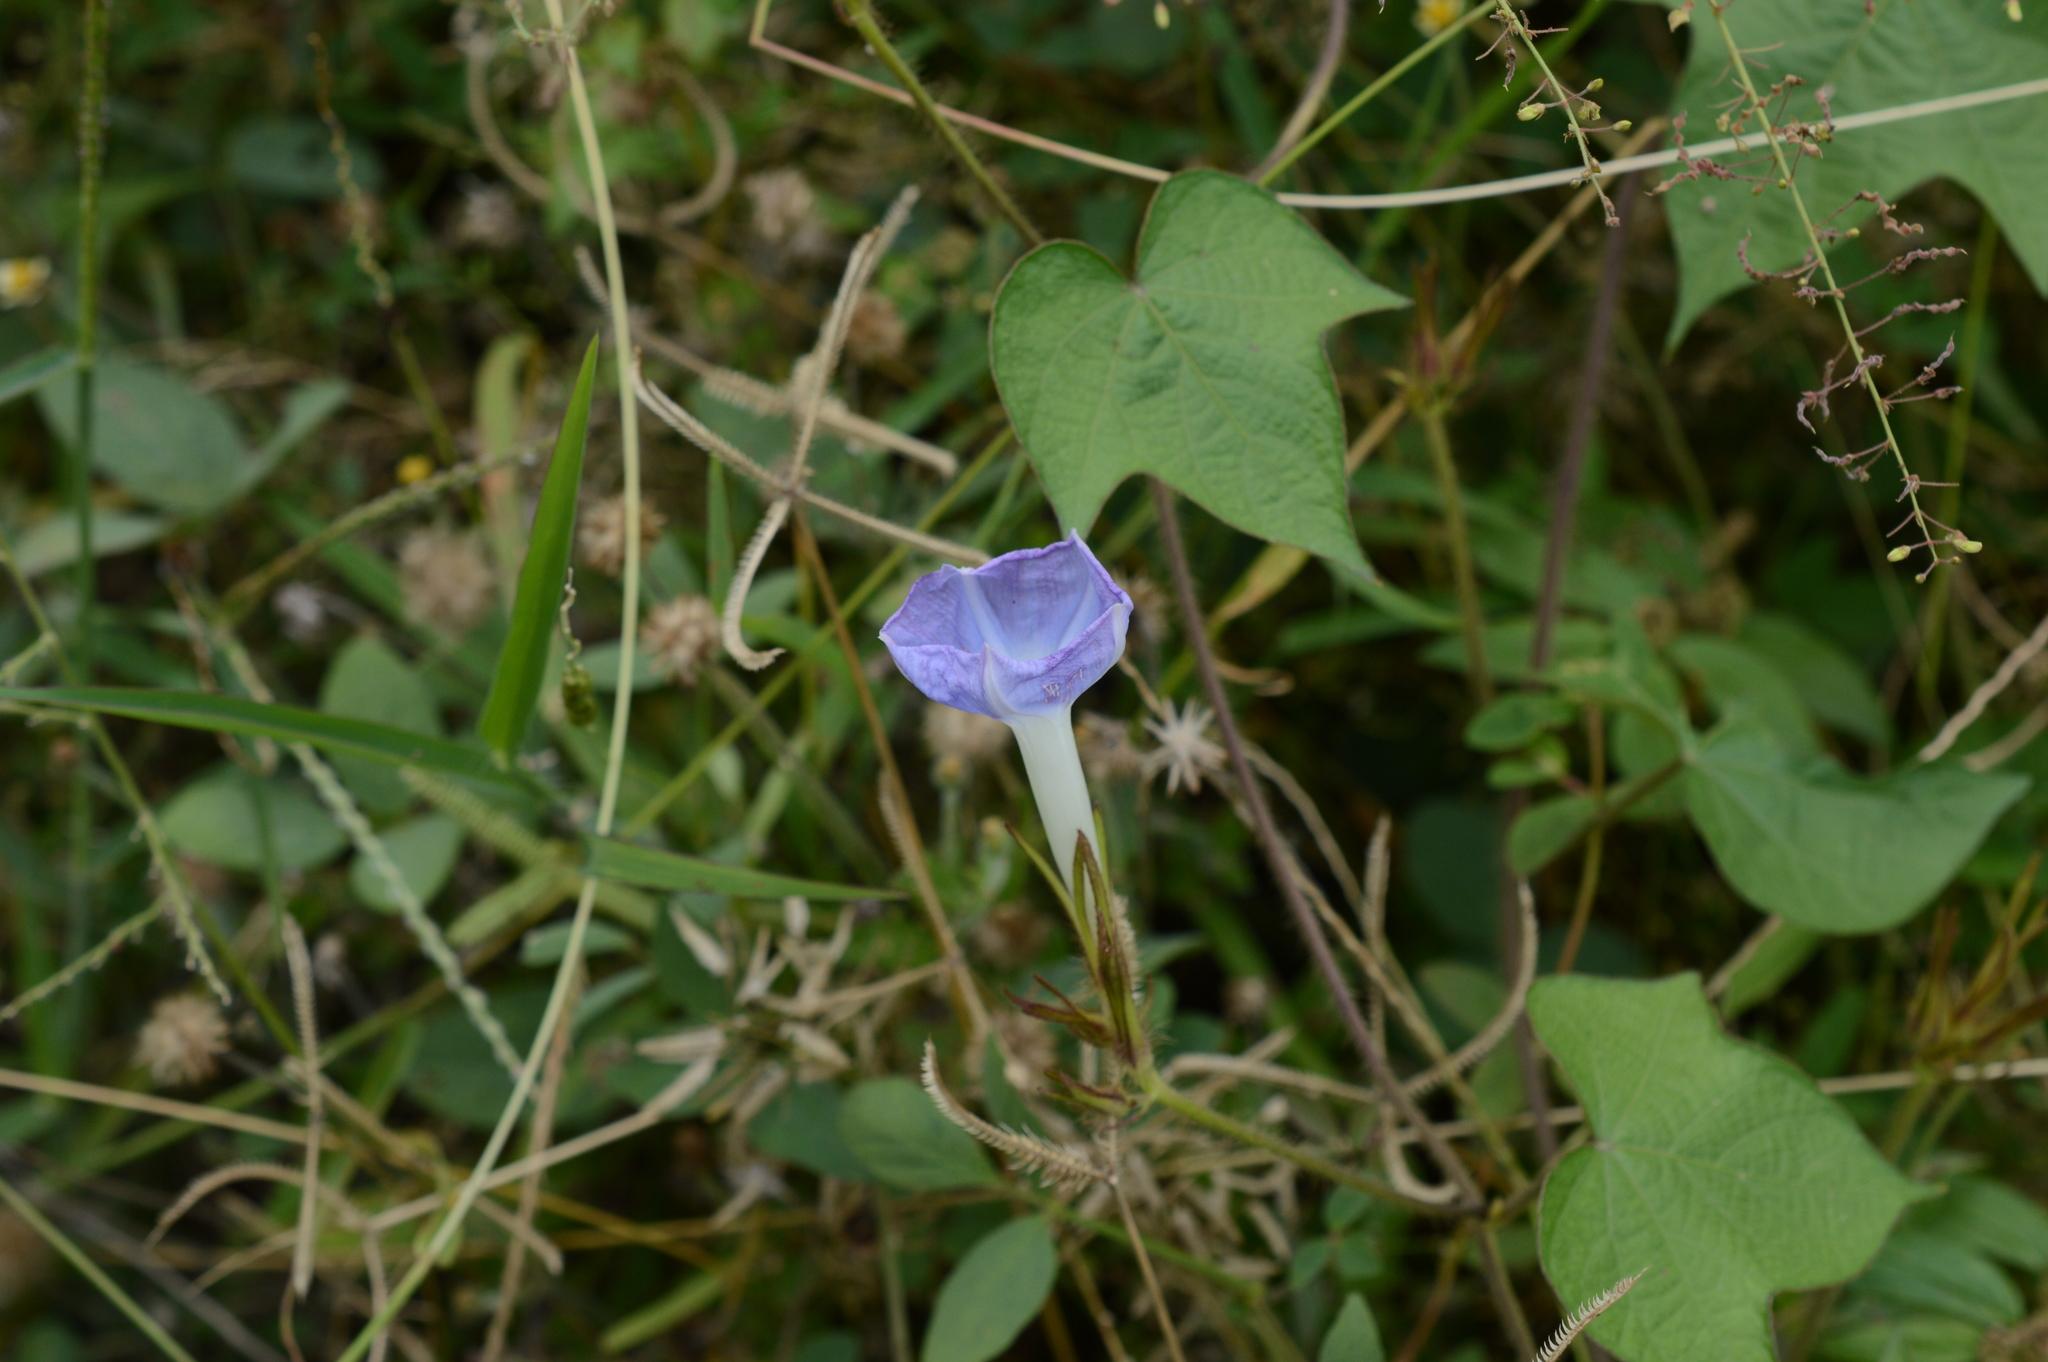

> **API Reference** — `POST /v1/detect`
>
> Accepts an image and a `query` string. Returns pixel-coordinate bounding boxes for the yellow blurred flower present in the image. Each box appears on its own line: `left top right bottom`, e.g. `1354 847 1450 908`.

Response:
1415 0 1463 37
0 257 52 309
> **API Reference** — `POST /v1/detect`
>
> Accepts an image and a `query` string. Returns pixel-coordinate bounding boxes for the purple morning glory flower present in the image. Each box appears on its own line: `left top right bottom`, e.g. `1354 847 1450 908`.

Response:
881 532 1133 893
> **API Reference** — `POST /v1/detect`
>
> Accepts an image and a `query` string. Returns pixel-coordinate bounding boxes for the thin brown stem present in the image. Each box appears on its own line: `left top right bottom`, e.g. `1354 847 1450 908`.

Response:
1532 180 1634 673
1148 478 1482 1211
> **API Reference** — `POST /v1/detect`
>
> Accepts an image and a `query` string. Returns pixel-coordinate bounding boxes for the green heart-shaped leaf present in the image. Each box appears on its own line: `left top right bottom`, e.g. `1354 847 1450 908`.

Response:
991 169 1405 586
1532 973 1923 1362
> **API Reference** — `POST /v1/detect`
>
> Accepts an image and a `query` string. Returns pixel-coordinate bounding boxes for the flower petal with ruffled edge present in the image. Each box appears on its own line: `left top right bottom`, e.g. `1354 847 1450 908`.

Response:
879 531 1132 720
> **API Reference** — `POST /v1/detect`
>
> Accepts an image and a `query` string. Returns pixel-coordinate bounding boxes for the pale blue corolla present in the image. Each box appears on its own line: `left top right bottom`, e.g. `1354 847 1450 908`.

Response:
881 531 1133 899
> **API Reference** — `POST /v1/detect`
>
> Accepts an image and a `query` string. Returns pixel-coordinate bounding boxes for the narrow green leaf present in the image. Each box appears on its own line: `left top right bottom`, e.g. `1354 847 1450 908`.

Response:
478 336 598 761
0 347 73 406
1531 973 1923 1362
920 1216 1057 1362
250 378 350 476
0 687 534 794
584 835 896 902
840 1077 995 1192
1684 723 2029 933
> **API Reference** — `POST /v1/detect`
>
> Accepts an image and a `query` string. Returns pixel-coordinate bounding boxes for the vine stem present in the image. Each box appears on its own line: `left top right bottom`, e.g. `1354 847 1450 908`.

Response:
1260 4 1497 185
1250 0 1352 182
838 0 1044 246
329 2 644 1353
1704 1 1937 572
1148 478 1483 1211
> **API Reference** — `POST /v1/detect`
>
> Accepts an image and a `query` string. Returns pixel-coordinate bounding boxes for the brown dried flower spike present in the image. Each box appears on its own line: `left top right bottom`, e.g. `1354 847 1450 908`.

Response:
135 993 230 1088
641 594 720 686
399 527 495 636
577 494 667 577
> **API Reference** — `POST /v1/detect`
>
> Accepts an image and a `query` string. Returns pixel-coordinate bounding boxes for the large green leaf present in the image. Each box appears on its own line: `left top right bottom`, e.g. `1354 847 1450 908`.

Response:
583 837 895 902
0 687 533 794
1531 973 1922 1362
1683 723 2028 932
990 169 1405 587
159 766 348 874
37 359 246 516
839 1077 995 1192
9 509 172 578
479 337 597 762
347 813 466 915
1739 612 1890 748
920 1216 1057 1362
319 635 442 817
1659 0 2048 342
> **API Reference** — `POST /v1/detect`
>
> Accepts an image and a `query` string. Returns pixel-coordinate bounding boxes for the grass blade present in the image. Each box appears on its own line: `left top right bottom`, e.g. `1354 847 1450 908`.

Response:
478 335 599 762
0 347 74 407
584 835 899 902
1 687 536 794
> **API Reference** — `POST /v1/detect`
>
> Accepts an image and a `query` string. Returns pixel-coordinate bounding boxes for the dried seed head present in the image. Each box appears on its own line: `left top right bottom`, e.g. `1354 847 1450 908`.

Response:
641 595 719 686
745 167 819 246
135 993 230 1088
398 527 495 636
1113 572 1171 649
1076 712 1145 783
973 901 1051 970
922 703 1011 773
447 181 522 252
1141 700 1227 796
272 583 330 644
844 289 909 367
577 494 667 577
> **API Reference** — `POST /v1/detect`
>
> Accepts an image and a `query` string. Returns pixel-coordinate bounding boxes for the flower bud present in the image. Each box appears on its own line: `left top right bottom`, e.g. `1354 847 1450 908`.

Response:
1517 102 1545 121
1886 546 1912 562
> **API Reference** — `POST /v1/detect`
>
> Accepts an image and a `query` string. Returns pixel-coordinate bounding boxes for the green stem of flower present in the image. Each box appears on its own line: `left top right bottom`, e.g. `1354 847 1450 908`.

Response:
1007 711 1098 912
